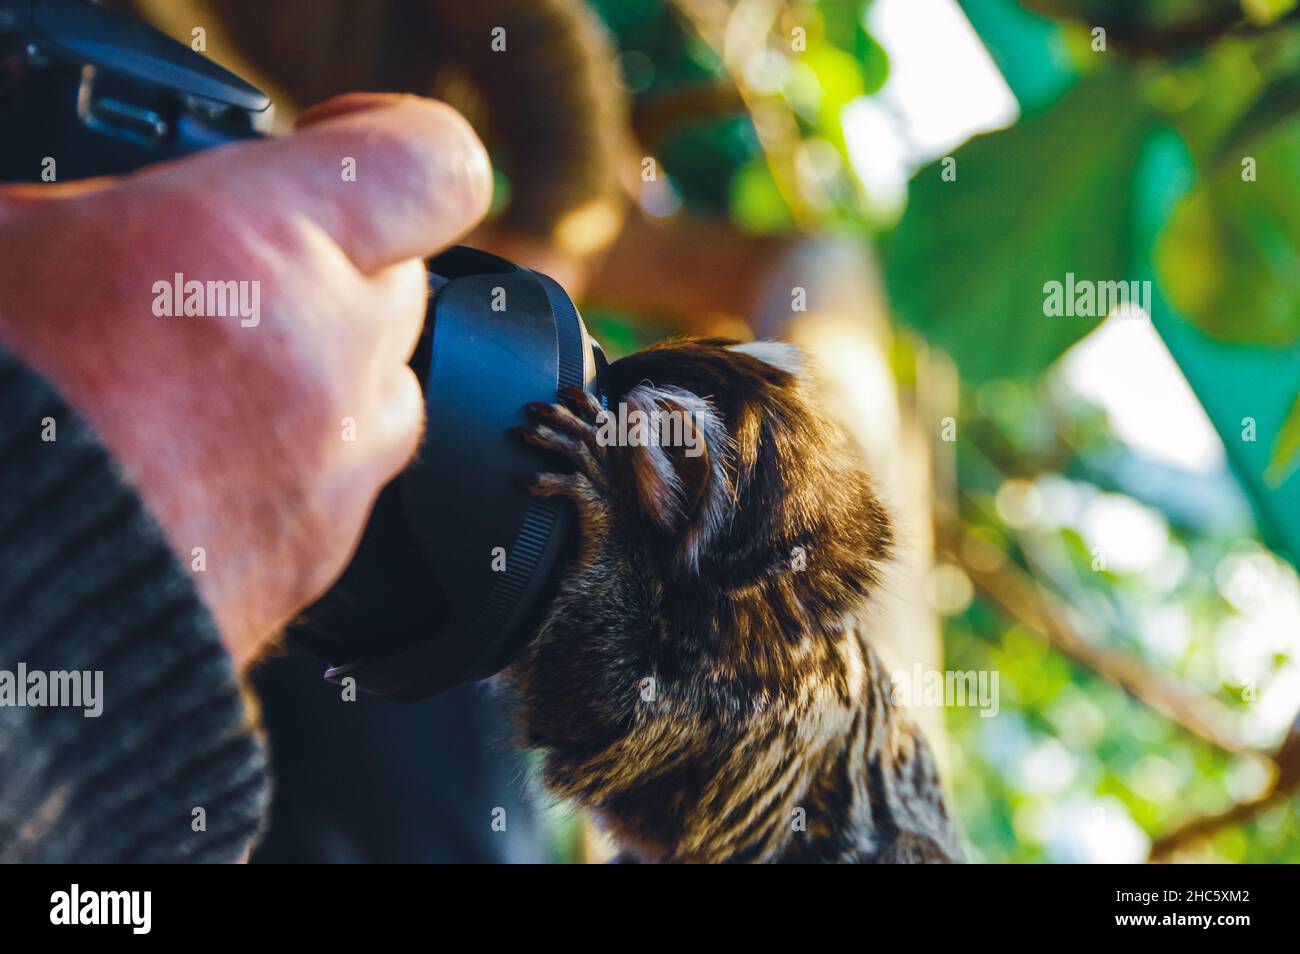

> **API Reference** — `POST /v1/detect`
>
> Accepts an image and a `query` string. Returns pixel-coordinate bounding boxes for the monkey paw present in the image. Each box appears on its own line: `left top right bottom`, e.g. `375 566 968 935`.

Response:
511 388 612 547
512 387 605 482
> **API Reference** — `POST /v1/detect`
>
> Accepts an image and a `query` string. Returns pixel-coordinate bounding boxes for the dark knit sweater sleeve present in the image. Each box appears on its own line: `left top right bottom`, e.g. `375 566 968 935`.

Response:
0 344 269 862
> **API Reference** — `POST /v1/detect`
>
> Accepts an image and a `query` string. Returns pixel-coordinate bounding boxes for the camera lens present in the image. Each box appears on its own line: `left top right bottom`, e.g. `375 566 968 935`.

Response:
298 248 600 701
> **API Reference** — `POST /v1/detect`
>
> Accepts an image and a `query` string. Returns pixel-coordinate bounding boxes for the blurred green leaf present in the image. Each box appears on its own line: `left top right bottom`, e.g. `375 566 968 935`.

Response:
730 157 796 232
814 0 865 50
804 0 888 93
958 0 1078 114
1267 393 1300 484
856 27 890 95
1158 118 1300 347
1148 38 1265 160
659 116 761 214
1022 0 1242 28
799 45 866 146
879 72 1151 380
1133 129 1300 566
1209 74 1300 166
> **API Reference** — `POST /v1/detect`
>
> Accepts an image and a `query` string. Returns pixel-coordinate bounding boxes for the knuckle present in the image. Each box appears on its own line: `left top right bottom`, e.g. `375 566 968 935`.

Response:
382 258 430 312
366 100 491 225
390 367 425 441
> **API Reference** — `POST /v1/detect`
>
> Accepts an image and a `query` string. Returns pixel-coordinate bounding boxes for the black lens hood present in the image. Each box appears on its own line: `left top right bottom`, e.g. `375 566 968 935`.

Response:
300 248 601 701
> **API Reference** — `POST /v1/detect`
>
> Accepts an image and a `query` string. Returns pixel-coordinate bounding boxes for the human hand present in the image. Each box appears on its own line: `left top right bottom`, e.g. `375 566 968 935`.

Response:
0 94 491 666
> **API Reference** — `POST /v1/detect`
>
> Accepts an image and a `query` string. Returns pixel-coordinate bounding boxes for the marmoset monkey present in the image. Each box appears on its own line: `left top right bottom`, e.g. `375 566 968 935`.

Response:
508 338 961 863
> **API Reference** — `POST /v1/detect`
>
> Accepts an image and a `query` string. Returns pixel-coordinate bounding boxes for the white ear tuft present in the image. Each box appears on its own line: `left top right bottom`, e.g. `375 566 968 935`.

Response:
610 383 733 569
728 340 805 376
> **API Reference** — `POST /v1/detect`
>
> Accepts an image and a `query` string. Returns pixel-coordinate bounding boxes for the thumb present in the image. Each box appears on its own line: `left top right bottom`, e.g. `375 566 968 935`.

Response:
0 175 121 207
294 92 411 128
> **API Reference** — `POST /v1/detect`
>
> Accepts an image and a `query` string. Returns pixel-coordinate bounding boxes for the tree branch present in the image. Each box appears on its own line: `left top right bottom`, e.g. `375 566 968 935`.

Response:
936 513 1257 755
633 83 748 150
1148 717 1300 860
1019 0 1300 57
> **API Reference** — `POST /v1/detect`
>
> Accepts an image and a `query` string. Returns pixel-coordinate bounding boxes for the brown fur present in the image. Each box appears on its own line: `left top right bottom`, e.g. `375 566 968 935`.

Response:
507 338 960 863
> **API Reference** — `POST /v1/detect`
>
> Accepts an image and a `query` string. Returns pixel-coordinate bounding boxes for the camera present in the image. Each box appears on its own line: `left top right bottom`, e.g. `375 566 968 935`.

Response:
0 0 605 699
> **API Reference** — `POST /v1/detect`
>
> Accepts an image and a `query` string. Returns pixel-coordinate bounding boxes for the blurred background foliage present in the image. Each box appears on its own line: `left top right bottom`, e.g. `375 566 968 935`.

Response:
578 0 1300 861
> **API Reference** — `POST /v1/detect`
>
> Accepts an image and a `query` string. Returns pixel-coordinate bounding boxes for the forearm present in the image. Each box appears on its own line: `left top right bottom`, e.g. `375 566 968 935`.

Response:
0 343 268 862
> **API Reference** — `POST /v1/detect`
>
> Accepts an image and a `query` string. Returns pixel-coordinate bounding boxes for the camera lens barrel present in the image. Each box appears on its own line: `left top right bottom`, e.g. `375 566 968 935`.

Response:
303 248 602 700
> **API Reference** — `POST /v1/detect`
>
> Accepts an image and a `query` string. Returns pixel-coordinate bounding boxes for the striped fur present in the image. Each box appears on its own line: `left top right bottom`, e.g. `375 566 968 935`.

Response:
507 339 960 863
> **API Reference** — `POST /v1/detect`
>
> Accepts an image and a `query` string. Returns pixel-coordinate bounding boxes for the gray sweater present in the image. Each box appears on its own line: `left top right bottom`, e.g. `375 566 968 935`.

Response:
0 344 268 862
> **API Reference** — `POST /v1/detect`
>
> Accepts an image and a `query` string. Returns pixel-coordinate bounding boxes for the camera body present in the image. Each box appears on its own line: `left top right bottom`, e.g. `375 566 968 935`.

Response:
0 0 271 180
0 0 604 699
